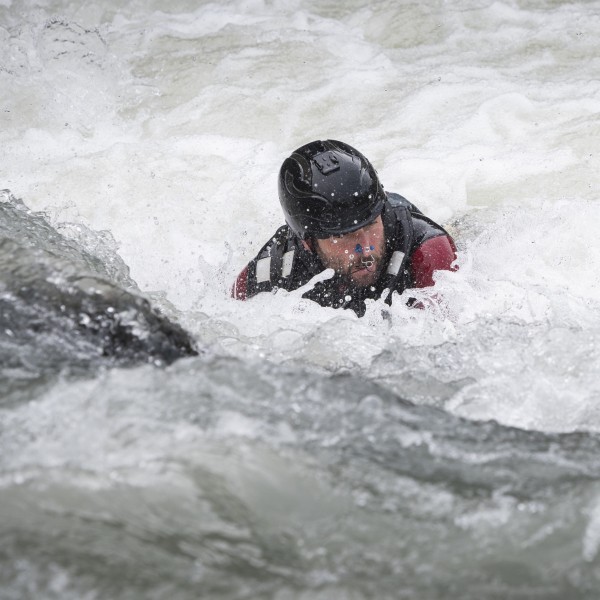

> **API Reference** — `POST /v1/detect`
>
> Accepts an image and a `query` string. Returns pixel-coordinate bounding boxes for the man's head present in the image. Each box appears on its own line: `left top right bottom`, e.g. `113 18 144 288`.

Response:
278 140 387 286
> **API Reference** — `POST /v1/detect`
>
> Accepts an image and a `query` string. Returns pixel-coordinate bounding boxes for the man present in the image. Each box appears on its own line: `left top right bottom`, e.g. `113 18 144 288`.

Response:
232 139 457 317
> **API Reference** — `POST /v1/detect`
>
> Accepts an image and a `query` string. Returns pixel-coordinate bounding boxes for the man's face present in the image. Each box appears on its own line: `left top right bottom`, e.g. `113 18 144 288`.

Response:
313 215 386 287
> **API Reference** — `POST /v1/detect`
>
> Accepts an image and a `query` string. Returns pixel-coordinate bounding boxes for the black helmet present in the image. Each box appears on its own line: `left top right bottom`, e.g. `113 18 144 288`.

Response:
278 139 386 239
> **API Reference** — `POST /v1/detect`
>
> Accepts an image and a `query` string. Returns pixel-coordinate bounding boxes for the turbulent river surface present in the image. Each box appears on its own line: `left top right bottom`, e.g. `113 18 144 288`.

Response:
2 0 600 598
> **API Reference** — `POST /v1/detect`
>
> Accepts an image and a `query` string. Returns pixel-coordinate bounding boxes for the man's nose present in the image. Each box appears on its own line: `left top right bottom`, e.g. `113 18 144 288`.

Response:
354 230 375 255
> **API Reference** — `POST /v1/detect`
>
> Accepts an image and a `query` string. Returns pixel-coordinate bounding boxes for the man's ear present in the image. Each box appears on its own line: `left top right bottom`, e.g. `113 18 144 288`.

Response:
301 239 314 253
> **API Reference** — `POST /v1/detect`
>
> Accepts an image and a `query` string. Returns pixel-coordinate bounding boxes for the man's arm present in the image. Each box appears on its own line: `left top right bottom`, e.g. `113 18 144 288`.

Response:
231 225 290 301
232 266 250 300
231 225 319 301
409 234 457 288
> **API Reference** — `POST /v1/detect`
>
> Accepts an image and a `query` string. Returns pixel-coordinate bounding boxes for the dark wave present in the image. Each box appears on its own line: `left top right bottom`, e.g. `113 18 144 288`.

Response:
0 191 197 395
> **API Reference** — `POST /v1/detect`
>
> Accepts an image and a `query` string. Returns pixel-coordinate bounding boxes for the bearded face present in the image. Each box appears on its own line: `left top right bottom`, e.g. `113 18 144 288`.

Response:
313 215 386 288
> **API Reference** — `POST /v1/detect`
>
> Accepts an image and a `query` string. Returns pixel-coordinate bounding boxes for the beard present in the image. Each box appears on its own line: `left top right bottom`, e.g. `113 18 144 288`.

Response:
319 250 384 288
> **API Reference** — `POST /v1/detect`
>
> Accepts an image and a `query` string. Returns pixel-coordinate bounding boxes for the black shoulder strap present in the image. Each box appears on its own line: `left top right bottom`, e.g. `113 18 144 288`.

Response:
381 198 415 305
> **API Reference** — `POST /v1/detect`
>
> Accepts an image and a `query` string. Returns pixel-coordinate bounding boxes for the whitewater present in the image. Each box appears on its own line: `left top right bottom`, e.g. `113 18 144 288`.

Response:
2 0 600 598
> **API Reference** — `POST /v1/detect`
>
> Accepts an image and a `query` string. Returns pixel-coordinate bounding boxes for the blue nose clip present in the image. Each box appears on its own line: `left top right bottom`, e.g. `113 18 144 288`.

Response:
355 243 375 254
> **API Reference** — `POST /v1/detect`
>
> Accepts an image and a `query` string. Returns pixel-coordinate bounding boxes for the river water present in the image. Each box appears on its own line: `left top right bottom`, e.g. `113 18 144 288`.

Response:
2 0 600 598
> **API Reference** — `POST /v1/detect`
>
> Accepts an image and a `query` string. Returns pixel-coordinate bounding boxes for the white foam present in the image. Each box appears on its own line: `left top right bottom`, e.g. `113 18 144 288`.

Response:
3 0 600 431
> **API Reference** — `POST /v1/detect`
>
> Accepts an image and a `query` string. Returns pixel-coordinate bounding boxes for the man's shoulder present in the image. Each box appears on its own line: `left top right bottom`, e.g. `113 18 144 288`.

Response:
234 224 320 298
384 191 453 248
385 191 411 208
385 192 423 215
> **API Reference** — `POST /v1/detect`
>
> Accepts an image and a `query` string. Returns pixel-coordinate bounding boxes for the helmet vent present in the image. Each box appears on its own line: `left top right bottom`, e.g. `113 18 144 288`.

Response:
313 152 340 175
